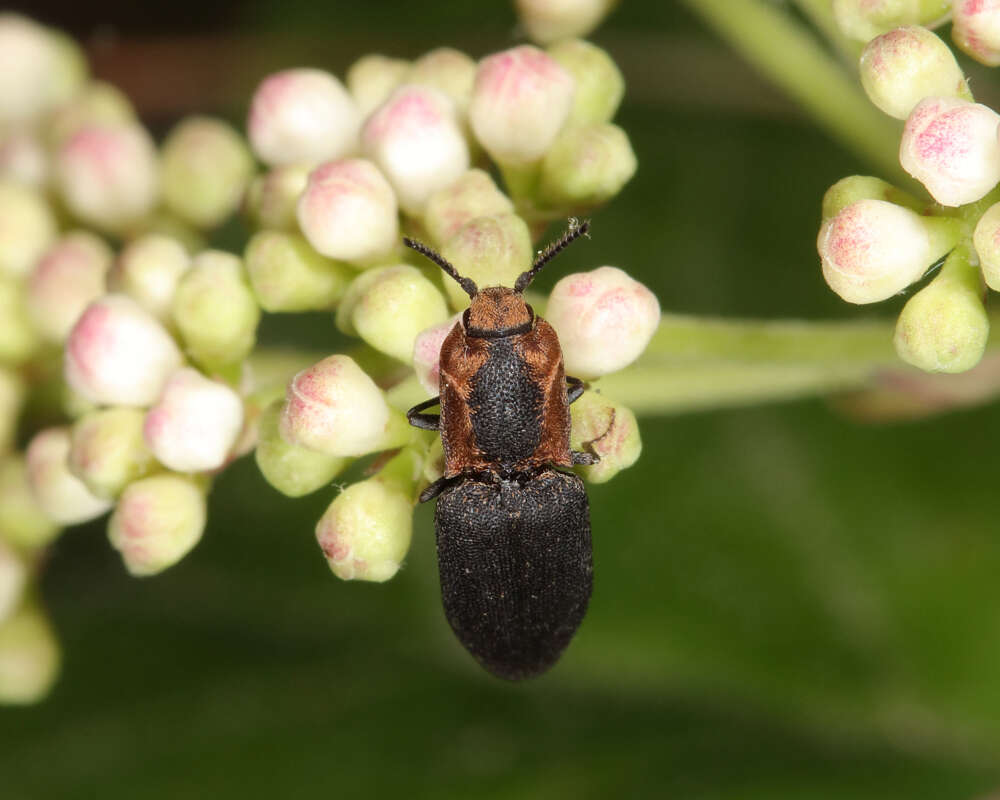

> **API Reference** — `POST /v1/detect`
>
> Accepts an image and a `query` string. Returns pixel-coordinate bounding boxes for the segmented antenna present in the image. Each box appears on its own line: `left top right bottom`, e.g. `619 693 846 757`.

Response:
514 218 591 292
403 237 478 298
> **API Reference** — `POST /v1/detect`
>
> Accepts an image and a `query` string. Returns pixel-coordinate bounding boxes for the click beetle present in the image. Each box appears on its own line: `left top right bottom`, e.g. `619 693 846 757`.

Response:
404 219 597 680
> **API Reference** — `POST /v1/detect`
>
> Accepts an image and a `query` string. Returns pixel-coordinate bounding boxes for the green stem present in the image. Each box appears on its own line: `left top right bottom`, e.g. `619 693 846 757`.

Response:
790 0 863 67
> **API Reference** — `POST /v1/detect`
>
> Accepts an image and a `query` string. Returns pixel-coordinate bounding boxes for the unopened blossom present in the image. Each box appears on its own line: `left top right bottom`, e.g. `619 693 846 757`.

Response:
65 294 183 406
515 0 619 45
538 123 637 209
53 122 159 232
0 603 60 705
0 276 39 364
362 85 470 216
346 54 411 118
26 232 111 343
0 131 48 187
832 0 953 42
69 407 156 499
245 230 352 312
974 201 1000 289
0 368 24 456
818 199 959 303
0 540 26 624
160 116 255 229
820 174 923 220
26 427 112 525
243 164 309 230
900 96 1000 206
107 234 190 323
255 401 349 497
953 0 1000 65
0 457 59 549
469 46 575 165
569 391 641 483
439 213 533 308
107 474 206 576
409 48 477 115
248 68 361 167
546 266 660 378
423 169 515 245
860 27 970 120
45 81 135 148
413 313 462 394
0 180 56 278
547 39 624 125
296 158 398 265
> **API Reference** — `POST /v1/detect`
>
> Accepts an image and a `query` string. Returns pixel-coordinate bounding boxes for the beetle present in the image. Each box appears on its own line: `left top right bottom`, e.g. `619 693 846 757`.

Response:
403 219 598 680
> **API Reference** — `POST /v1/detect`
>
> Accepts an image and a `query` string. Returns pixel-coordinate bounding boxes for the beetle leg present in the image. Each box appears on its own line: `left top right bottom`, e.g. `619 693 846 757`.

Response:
407 396 441 430
566 375 586 405
419 475 451 503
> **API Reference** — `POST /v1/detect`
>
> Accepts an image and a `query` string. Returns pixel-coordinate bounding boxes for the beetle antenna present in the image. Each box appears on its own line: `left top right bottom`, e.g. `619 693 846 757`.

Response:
403 237 478 298
514 218 591 292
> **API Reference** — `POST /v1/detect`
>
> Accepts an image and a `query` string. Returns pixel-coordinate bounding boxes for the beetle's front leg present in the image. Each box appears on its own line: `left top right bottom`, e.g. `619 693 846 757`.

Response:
407 396 441 431
566 375 586 405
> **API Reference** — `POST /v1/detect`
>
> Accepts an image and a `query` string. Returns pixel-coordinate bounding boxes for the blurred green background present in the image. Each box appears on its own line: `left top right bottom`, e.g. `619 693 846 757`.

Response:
4 2 1000 798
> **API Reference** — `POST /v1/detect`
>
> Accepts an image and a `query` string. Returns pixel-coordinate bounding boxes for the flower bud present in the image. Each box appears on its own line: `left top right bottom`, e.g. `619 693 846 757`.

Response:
297 158 399 266
65 294 183 406
0 368 23 456
0 602 60 705
160 116 255 229
243 164 309 230
515 0 619 45
974 200 1000 290
337 265 449 362
144 368 244 472
248 68 361 167
537 123 636 209
0 131 48 187
0 540 27 624
314 449 416 582
413 313 462 394
409 48 477 115
54 122 159 232
818 199 958 303
0 180 56 278
832 0 953 41
280 355 407 457
0 457 59 549
245 230 352 312
171 250 260 370
45 81 135 148
0 275 39 364
547 39 624 125
423 169 514 245
569 391 641 483
440 213 533 308
820 174 924 220
900 96 1000 207
107 474 206 576
470 46 575 165
26 232 111 343
255 400 348 497
894 246 988 373
26 427 112 525
547 266 660 378
346 54 411 118
860 27 969 120
953 0 1000 65
68 407 156 499
107 234 191 323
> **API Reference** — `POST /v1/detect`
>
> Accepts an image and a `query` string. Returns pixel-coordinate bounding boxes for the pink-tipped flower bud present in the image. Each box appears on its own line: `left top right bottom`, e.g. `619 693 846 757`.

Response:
346 54 412 117
54 122 159 232
0 131 48 188
107 234 191 323
45 81 135 149
423 169 514 245
0 180 56 278
245 230 352 312
144 368 244 472
296 158 398 265
362 85 470 216
160 116 255 229
107 474 206 576
860 27 970 120
900 96 1000 207
413 313 462 394
546 266 661 378
974 200 1000 290
440 213 533 308
0 457 59 549
0 540 26 624
818 198 957 303
516 0 619 45
280 355 407 457
255 400 349 497
243 164 309 231
469 46 575 166
248 68 361 168
68 407 156 499
821 174 924 220
65 294 183 406
569 391 641 484
833 0 953 41
26 232 111 343
547 39 624 125
953 0 1000 65
0 602 60 705
26 427 112 525
409 48 477 115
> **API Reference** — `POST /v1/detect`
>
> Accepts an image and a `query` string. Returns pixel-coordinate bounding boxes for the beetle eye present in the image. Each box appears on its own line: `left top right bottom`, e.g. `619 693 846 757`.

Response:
462 308 471 329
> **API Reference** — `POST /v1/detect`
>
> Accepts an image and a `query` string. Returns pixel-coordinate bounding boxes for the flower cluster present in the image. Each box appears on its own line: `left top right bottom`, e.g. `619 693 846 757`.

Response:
0 4 656 702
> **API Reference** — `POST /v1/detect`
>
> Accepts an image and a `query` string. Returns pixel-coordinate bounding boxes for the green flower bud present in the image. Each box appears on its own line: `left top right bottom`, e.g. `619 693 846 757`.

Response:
160 116 255 230
547 39 624 125
68 408 157 499
516 0 619 45
821 175 924 220
832 0 952 42
45 80 135 148
0 368 24 457
974 201 1000 291
26 427 112 525
569 391 641 483
346 54 411 118
0 179 56 278
107 234 191 323
245 230 352 312
409 48 477 115
107 473 206 576
537 123 636 210
0 457 59 550
440 214 532 308
314 449 417 582
423 169 514 246
0 275 39 364
0 602 60 705
243 164 309 231
255 400 349 497
172 250 260 370
0 539 27 623
894 245 988 373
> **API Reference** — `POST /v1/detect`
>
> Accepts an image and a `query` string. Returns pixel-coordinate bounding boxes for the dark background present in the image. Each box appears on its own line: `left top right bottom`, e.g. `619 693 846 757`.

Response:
3 2 1000 797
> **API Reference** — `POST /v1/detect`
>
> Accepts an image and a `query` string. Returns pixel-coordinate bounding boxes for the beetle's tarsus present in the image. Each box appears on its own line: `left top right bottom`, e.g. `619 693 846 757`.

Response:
407 396 441 431
419 476 450 503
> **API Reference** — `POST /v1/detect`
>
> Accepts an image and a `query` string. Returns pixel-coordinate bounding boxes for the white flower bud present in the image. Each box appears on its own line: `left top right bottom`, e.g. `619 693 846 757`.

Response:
248 68 361 167
900 96 1000 207
537 123 636 209
54 122 159 232
107 474 206 576
144 368 244 472
255 400 348 497
440 214 533 308
546 266 661 378
833 0 953 42
953 0 1000 65
26 232 111 343
409 48 477 115
243 164 309 231
65 294 183 407
0 603 60 705
107 234 191 323
0 180 56 278
346 54 411 118
245 230 352 312
469 45 575 165
974 200 1000 290
547 39 624 125
26 427 112 525
423 169 514 245
45 81 135 148
68 407 156 499
0 275 39 364
0 457 59 549
0 131 48 187
860 27 969 120
515 0 619 45
413 313 462 394
0 540 26 624
296 158 398 265
569 391 641 484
